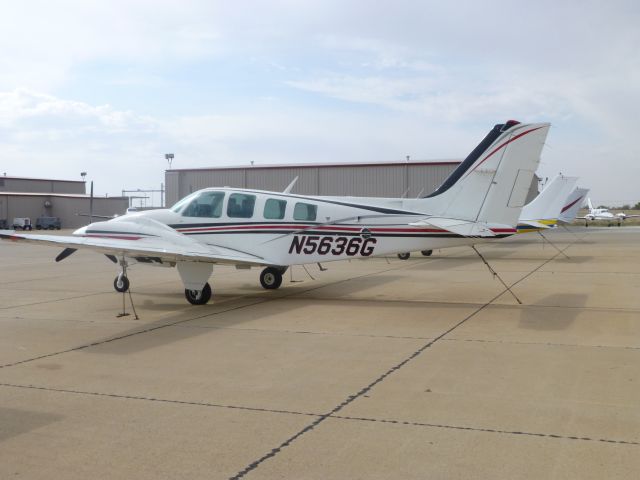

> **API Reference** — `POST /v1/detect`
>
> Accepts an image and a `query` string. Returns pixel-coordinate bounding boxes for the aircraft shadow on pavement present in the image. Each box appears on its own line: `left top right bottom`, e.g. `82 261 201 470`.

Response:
0 407 63 443
518 293 588 331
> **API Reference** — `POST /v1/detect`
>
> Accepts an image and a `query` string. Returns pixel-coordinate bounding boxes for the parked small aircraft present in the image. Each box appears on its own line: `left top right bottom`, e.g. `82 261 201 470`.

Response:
516 174 578 233
578 199 640 226
1 120 550 304
558 187 590 224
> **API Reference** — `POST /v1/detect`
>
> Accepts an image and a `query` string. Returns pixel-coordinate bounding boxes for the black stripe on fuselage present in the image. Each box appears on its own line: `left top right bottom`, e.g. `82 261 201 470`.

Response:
424 120 523 198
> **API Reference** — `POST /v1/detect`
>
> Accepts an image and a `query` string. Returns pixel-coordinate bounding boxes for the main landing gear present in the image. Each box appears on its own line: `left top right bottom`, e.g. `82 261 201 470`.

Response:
260 267 285 289
184 283 212 305
398 250 432 260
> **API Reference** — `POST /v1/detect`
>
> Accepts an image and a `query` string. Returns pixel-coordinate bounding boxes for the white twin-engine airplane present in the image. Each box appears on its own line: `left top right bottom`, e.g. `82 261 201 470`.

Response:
578 198 640 226
0 120 549 305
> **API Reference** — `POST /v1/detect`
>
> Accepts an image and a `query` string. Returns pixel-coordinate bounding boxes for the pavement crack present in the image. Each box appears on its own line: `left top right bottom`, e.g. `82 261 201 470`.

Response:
228 239 583 479
0 382 321 418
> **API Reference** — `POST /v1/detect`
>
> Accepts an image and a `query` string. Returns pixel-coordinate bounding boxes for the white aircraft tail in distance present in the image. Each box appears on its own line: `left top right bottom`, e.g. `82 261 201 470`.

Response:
517 174 578 232
558 187 590 224
1 120 550 304
578 198 640 226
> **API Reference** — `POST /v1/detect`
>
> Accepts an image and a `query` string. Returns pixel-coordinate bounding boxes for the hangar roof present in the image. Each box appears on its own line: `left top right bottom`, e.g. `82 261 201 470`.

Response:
0 192 127 199
167 159 461 173
0 175 85 183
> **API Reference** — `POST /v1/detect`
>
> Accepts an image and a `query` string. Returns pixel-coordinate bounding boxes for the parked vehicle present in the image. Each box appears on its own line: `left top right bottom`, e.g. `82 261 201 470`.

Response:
0 219 8 229
12 217 32 230
36 216 62 230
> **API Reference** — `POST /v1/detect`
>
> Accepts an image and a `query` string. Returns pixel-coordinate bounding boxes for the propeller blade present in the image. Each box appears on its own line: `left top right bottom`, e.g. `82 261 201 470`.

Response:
55 248 77 262
105 254 118 263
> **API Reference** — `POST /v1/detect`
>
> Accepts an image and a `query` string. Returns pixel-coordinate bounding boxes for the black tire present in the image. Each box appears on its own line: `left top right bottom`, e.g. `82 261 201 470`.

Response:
113 275 130 293
421 250 433 257
184 282 212 305
397 252 410 260
260 267 283 289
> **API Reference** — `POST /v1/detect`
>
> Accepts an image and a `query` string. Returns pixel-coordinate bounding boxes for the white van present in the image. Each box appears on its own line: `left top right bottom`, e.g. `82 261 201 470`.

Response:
12 217 32 230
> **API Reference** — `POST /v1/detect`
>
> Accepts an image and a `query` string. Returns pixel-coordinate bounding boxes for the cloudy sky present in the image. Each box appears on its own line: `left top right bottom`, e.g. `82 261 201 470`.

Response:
1 0 638 205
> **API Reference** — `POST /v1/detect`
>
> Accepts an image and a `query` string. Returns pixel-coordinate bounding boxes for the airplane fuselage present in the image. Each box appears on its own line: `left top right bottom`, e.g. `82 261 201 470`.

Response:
75 187 515 267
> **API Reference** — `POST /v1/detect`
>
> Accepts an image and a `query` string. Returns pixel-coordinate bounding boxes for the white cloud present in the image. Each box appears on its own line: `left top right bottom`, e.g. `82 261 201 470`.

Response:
0 1 639 204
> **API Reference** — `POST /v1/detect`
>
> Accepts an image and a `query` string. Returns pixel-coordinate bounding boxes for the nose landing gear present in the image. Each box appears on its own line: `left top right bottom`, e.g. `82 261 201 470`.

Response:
113 274 130 293
113 258 130 293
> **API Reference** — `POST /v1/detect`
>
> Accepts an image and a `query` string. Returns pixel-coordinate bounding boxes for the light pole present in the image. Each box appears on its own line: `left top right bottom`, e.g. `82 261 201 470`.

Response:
164 154 174 207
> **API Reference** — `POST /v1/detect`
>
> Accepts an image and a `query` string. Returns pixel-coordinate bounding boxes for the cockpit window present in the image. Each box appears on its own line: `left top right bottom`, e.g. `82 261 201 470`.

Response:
170 191 200 213
293 202 317 221
227 193 256 218
264 198 287 219
181 191 225 218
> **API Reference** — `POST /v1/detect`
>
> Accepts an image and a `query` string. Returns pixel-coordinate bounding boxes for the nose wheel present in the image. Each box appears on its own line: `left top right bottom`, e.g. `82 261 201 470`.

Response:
113 274 130 293
184 282 212 305
260 267 283 289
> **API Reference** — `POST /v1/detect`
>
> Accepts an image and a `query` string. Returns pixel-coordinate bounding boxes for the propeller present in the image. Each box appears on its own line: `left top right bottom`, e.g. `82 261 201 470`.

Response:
55 248 77 262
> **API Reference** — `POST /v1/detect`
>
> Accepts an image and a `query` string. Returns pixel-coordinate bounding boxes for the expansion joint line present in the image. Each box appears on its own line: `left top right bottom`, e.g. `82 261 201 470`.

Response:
0 258 426 370
229 237 581 480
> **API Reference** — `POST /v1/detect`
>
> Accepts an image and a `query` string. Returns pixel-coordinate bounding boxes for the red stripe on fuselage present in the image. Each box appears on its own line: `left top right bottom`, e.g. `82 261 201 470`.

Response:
462 126 545 180
84 234 143 240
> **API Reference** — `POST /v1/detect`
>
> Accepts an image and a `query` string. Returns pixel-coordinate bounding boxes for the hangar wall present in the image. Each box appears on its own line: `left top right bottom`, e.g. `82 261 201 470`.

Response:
0 193 130 229
165 161 462 207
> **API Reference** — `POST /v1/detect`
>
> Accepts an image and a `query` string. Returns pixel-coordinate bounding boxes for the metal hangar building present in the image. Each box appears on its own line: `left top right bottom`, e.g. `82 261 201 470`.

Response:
0 176 130 229
165 160 469 207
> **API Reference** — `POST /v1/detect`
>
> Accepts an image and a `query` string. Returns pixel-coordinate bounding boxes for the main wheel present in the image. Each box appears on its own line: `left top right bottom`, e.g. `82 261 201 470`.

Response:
421 250 433 257
397 252 410 260
113 275 130 293
184 282 212 305
260 267 283 289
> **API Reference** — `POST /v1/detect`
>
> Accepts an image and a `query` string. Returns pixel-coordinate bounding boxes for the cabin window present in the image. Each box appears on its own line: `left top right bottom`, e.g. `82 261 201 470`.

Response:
264 198 287 220
227 193 256 218
293 202 317 221
182 191 225 218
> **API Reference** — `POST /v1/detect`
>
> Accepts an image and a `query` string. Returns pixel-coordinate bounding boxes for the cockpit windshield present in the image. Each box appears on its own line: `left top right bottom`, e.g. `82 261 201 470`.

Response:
170 191 200 213
170 191 225 218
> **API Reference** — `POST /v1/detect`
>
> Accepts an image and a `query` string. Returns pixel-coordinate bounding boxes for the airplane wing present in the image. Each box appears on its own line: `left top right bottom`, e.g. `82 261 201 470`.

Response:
0 229 269 266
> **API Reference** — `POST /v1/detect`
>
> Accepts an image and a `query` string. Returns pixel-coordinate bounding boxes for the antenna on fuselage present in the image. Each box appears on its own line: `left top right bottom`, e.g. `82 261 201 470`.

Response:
283 176 299 194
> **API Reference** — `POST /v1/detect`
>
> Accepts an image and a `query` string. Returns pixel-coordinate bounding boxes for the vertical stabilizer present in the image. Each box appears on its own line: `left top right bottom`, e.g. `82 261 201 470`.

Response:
422 121 550 226
559 187 590 223
520 174 578 223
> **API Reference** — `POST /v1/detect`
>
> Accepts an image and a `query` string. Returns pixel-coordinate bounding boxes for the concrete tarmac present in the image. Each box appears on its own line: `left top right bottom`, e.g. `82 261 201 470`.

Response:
0 227 639 479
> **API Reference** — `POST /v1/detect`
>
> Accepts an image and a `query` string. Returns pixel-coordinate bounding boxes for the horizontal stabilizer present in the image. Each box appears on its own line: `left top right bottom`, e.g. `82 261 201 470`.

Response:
409 218 496 237
518 220 552 229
